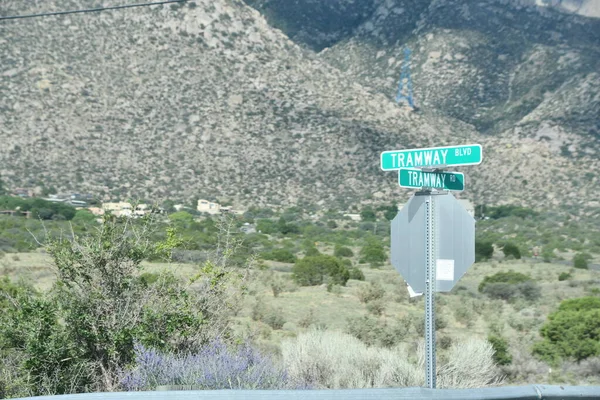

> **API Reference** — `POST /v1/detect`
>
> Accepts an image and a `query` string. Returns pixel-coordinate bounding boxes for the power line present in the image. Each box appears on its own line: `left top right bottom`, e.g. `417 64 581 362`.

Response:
0 0 188 21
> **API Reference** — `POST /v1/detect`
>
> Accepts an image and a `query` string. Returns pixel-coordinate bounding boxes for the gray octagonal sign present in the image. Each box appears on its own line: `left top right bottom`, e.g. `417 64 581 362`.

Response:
390 193 475 293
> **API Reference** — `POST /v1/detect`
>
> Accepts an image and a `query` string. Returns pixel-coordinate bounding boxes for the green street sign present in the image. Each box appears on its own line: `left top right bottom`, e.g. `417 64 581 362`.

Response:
381 144 482 170
399 168 465 191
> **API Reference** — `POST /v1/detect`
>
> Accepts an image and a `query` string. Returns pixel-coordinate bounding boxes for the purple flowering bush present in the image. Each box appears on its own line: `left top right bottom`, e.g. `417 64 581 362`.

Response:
121 339 291 391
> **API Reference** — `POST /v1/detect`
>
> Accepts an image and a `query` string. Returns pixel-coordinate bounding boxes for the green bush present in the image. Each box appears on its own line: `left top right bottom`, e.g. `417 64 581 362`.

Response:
357 281 385 303
0 196 77 221
256 219 278 235
479 271 539 302
480 283 517 301
292 255 350 286
541 246 554 263
488 335 512 365
345 315 409 348
502 243 521 259
573 253 591 269
478 271 531 292
304 246 321 257
481 281 540 302
263 309 286 330
277 217 300 235
334 245 354 258
558 272 572 281
359 239 386 266
480 205 537 220
360 207 376 222
366 299 385 316
0 217 248 394
262 249 296 263
348 267 365 281
518 281 542 302
533 297 600 363
72 210 97 224
475 241 494 262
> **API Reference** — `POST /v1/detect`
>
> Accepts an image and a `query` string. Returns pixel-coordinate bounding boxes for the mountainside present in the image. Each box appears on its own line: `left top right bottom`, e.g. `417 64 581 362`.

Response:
316 0 600 154
1 0 599 212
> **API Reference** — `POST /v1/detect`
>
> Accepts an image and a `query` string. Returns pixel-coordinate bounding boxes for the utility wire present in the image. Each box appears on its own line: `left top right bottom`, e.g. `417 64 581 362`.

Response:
0 0 187 21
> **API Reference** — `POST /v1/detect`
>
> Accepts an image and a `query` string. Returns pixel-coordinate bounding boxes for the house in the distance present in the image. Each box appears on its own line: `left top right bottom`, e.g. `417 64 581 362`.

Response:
197 199 221 215
102 202 132 217
134 204 150 217
343 213 361 222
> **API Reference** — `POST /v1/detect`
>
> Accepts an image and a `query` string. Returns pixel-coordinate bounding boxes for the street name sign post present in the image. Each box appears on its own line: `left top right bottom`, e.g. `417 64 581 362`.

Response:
381 144 481 389
381 144 482 170
399 168 464 191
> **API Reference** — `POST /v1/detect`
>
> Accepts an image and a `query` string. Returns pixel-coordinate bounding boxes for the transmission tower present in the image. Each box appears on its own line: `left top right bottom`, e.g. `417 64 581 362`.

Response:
395 47 415 108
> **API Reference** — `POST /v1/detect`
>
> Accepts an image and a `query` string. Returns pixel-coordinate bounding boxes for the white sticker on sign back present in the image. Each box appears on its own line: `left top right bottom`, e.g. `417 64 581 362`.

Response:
436 259 454 281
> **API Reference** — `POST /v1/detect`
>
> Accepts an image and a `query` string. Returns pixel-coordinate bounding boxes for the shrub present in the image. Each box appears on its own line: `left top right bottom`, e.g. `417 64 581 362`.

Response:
262 249 296 263
454 305 475 328
478 271 531 292
480 281 540 302
357 282 386 303
334 245 354 258
366 299 385 316
0 216 251 394
533 297 600 363
437 339 504 388
72 210 97 224
488 335 512 365
298 308 317 329
0 350 32 398
346 315 411 348
348 267 365 281
277 217 300 235
573 253 590 269
481 283 517 301
359 239 386 266
292 255 350 286
475 241 494 262
282 331 503 389
439 336 453 350
502 243 521 259
327 283 342 296
558 272 572 281
304 246 320 257
263 309 286 330
281 330 421 389
270 276 284 297
517 281 541 302
256 219 278 235
120 339 290 390
360 207 376 222
541 246 554 263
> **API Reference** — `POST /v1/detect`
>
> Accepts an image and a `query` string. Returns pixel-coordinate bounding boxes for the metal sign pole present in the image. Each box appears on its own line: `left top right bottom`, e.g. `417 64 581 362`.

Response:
424 194 436 388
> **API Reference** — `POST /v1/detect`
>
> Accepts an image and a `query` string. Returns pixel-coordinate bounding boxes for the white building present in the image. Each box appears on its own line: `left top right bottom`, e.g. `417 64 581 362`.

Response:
197 199 221 215
343 213 361 222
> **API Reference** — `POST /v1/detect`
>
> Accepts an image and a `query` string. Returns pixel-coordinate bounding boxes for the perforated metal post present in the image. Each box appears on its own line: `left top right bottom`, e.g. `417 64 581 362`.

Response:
424 195 436 388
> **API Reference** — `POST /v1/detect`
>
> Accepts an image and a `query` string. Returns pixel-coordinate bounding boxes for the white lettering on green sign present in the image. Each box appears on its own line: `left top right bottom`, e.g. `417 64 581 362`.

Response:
380 144 482 170
399 168 464 191
391 149 448 169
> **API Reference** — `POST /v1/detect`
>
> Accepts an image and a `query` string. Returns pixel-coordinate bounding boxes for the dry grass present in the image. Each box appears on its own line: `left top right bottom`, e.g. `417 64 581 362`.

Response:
3 252 599 385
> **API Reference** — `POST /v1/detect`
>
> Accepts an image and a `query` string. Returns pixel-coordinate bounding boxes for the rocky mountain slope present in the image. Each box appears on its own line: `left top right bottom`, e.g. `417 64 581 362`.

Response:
1 0 598 211
317 0 600 153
